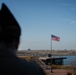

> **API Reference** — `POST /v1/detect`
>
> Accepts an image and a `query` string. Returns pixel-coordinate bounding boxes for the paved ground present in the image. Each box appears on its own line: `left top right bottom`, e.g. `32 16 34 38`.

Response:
45 69 69 75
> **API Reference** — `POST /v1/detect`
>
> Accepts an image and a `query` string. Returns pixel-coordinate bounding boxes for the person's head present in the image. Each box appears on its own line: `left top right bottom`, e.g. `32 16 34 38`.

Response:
0 3 21 53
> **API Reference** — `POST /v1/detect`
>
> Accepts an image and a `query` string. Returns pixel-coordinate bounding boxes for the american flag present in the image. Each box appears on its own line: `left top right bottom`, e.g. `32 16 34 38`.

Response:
51 35 60 41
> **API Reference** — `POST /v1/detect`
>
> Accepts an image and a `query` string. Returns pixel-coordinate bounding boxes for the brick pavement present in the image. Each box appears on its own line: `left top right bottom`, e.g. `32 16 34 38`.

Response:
45 69 69 75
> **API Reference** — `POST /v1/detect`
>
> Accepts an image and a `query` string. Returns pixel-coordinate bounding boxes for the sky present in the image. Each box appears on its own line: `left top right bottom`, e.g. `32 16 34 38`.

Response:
0 0 76 50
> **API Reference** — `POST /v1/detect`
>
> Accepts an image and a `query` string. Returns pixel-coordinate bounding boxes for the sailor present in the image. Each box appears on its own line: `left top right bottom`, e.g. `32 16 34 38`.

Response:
0 3 46 75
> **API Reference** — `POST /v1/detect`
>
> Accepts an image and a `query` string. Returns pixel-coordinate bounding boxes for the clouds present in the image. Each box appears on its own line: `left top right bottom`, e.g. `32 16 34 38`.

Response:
62 2 76 24
64 19 76 24
70 20 76 24
64 19 71 22
60 2 76 12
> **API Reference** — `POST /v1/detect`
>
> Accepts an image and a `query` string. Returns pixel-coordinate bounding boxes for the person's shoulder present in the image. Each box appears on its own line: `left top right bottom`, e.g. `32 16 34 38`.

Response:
18 58 46 75
18 58 41 70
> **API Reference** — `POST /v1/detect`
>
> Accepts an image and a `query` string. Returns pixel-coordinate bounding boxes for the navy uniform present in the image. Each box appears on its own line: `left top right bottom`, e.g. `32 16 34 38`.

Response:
0 3 46 75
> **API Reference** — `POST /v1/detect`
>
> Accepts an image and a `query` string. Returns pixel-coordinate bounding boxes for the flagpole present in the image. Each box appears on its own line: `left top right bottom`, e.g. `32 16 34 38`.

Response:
51 35 53 72
51 35 52 57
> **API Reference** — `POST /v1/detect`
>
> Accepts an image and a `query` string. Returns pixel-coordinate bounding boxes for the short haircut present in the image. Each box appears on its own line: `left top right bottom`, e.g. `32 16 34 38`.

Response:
0 3 21 43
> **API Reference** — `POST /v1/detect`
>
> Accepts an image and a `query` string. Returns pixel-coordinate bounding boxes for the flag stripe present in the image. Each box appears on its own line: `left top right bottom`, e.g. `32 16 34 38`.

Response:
51 35 60 41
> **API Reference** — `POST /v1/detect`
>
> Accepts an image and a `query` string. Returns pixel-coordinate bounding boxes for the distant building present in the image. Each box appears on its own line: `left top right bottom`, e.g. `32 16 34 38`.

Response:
28 49 31 51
